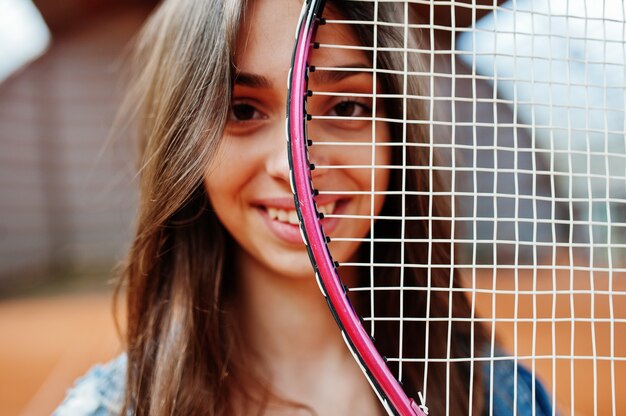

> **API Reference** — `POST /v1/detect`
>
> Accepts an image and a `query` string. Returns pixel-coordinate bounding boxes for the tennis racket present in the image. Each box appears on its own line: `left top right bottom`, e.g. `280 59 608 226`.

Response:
287 1 626 415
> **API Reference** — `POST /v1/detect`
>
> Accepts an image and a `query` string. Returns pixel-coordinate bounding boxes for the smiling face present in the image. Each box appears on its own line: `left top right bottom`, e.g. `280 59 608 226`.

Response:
204 0 390 278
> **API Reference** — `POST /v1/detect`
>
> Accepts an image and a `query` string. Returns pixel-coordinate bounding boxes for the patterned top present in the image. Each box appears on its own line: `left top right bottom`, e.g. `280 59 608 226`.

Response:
54 354 553 415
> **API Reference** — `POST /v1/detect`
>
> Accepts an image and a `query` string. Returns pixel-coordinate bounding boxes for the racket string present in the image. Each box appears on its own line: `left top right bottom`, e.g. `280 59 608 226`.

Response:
296 1 626 414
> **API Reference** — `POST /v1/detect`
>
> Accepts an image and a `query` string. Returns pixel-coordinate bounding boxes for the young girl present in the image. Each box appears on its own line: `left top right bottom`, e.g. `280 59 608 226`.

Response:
55 0 552 414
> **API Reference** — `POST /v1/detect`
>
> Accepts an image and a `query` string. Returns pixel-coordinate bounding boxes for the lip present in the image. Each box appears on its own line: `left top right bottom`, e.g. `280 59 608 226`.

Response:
257 207 304 245
316 198 348 236
252 197 298 210
251 194 342 209
253 195 348 245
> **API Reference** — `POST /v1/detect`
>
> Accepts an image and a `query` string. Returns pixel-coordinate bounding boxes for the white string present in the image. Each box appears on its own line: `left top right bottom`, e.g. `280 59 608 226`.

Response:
445 2 457 413
369 0 379 346
511 0 520 412
397 0 409 385
331 237 626 249
356 317 626 324
468 1 479 409
487 5 499 413
324 213 623 227
312 115 626 132
312 72 626 90
544 4 560 412
308 143 626 159
381 355 626 363
527 0 539 411
306 1 626 414
581 3 599 414
563 1 577 411
460 30 481 416
348 288 626 298
607 3 622 413
421 0 435 405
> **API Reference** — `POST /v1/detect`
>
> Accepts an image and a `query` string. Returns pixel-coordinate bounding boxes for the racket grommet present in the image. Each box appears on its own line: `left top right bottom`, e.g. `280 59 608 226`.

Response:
307 90 313 97
319 17 326 25
308 65 316 72
309 163 315 170
325 236 331 243
382 356 388 362
334 261 340 268
318 212 325 219
313 42 320 49
306 114 313 121
312 189 319 196
307 139 313 146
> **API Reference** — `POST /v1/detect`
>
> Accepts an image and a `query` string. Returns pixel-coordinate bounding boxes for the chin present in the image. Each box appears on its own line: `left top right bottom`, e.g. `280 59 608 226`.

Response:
273 255 317 280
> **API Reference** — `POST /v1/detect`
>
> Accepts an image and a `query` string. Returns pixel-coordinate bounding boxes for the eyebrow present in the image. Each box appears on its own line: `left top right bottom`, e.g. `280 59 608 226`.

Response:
233 72 272 89
233 63 372 89
310 63 373 85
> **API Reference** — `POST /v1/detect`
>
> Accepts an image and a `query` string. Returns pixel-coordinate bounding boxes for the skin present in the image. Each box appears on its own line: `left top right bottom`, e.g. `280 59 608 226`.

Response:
204 0 390 413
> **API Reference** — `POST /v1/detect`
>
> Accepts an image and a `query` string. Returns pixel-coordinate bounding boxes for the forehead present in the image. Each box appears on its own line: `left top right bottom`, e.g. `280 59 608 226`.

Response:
234 0 369 81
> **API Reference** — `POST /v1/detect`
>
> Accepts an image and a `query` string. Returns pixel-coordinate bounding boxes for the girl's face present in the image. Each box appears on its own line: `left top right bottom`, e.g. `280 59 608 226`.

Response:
204 0 390 278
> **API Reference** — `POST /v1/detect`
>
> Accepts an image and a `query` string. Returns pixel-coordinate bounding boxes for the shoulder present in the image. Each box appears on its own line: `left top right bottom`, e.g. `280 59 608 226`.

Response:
53 354 127 416
483 357 553 416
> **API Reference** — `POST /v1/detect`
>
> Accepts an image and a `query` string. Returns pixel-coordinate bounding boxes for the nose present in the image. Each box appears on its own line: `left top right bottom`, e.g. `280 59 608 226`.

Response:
265 121 329 184
264 122 291 183
306 146 329 181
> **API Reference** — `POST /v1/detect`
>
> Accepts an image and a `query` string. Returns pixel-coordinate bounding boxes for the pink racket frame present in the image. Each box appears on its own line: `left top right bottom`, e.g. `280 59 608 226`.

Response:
286 1 426 415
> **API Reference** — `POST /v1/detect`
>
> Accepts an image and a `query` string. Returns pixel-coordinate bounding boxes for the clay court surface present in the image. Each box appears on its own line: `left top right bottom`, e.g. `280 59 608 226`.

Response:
0 292 124 416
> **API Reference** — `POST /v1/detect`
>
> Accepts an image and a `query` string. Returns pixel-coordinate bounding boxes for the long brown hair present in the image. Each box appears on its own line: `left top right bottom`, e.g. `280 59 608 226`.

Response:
118 0 246 414
118 0 485 414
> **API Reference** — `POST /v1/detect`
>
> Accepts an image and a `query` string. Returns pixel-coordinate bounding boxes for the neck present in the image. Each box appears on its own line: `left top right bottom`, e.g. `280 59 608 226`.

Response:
231 246 382 415
234 247 350 368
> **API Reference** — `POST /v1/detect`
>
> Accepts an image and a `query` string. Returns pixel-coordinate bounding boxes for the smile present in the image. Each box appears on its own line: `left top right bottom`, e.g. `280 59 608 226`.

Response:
254 197 345 245
266 201 336 225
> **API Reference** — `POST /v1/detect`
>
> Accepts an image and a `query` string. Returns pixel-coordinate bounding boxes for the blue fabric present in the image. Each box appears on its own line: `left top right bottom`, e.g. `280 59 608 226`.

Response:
483 358 553 416
54 354 127 416
54 353 553 415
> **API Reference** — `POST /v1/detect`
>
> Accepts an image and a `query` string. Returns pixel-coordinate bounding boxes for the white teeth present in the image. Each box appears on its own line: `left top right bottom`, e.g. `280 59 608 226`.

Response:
288 210 299 225
318 201 335 216
266 201 335 225
266 207 299 225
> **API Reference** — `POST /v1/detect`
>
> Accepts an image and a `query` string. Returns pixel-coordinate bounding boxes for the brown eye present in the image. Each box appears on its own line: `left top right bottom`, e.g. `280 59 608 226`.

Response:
231 103 258 121
334 101 356 117
330 100 371 118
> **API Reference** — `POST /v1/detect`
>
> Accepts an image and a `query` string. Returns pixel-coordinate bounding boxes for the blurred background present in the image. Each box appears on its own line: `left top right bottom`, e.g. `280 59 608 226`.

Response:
0 0 624 415
0 1 152 414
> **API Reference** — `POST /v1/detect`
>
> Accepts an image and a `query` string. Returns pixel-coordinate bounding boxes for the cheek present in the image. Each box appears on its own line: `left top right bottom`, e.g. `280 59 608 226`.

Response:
204 161 230 207
373 123 392 213
203 145 249 219
204 140 256 197
373 151 391 215
203 172 230 230
331 121 392 207
203 160 249 248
